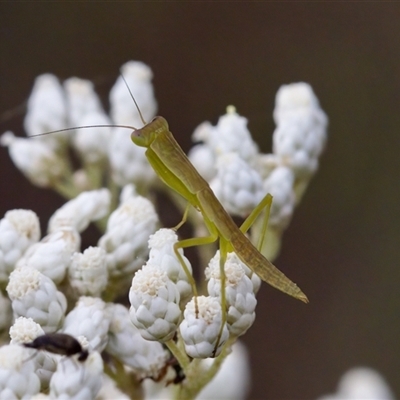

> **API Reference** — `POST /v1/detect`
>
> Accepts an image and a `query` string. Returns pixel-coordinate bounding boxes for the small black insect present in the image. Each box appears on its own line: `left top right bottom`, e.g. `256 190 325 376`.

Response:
23 333 89 362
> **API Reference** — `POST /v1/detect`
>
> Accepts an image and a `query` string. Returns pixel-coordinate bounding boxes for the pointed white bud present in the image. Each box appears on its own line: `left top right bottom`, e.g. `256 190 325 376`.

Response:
191 107 258 169
272 82 328 178
1 131 69 187
48 188 110 233
110 61 157 126
98 189 158 279
108 61 157 187
16 227 80 284
24 74 67 140
63 77 104 127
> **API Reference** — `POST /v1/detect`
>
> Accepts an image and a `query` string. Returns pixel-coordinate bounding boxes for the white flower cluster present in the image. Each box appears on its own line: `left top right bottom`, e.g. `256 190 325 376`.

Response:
189 84 327 259
0 184 161 397
1 63 327 398
1 61 157 196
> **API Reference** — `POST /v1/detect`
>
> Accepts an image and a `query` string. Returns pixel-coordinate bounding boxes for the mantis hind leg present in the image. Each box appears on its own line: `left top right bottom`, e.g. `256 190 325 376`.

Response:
173 215 219 315
173 212 229 357
240 193 272 252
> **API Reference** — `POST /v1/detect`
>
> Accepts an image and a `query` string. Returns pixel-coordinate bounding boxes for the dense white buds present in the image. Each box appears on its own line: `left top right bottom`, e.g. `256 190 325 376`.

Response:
69 246 108 296
1 63 328 398
210 153 265 217
129 263 182 341
98 185 158 279
272 82 328 178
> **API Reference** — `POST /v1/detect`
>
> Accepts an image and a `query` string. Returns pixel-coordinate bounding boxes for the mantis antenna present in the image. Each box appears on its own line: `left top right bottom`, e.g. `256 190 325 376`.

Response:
120 72 147 126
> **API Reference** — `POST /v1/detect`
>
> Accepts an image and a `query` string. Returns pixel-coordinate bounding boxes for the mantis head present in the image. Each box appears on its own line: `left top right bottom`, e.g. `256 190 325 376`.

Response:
130 116 169 148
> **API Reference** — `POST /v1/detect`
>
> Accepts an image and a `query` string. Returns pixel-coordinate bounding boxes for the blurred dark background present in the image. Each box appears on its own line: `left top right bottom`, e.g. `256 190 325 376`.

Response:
1 3 399 399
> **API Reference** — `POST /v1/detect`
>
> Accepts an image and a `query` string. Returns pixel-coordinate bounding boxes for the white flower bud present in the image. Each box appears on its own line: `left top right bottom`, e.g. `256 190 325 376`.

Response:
272 82 328 178
69 247 108 297
1 131 69 188
206 252 257 337
191 106 258 175
23 74 67 140
7 267 67 332
318 367 394 400
106 303 168 379
48 188 110 233
110 61 157 126
9 316 45 344
108 61 157 187
129 264 181 342
188 143 217 183
98 190 158 279
49 351 103 400
148 228 193 307
62 297 110 352
210 153 265 217
198 341 251 400
16 227 80 284
63 77 104 127
0 345 40 399
180 295 229 358
263 166 295 231
0 209 40 283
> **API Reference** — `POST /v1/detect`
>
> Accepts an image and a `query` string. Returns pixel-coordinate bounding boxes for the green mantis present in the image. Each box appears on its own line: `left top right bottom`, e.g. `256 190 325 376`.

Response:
130 115 308 304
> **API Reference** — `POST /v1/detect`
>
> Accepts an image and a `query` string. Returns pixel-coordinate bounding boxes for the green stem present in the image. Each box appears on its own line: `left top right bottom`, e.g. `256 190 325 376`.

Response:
165 339 191 371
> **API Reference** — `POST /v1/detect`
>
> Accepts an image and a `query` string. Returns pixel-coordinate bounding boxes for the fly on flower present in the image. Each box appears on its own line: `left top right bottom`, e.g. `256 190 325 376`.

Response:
23 333 89 362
